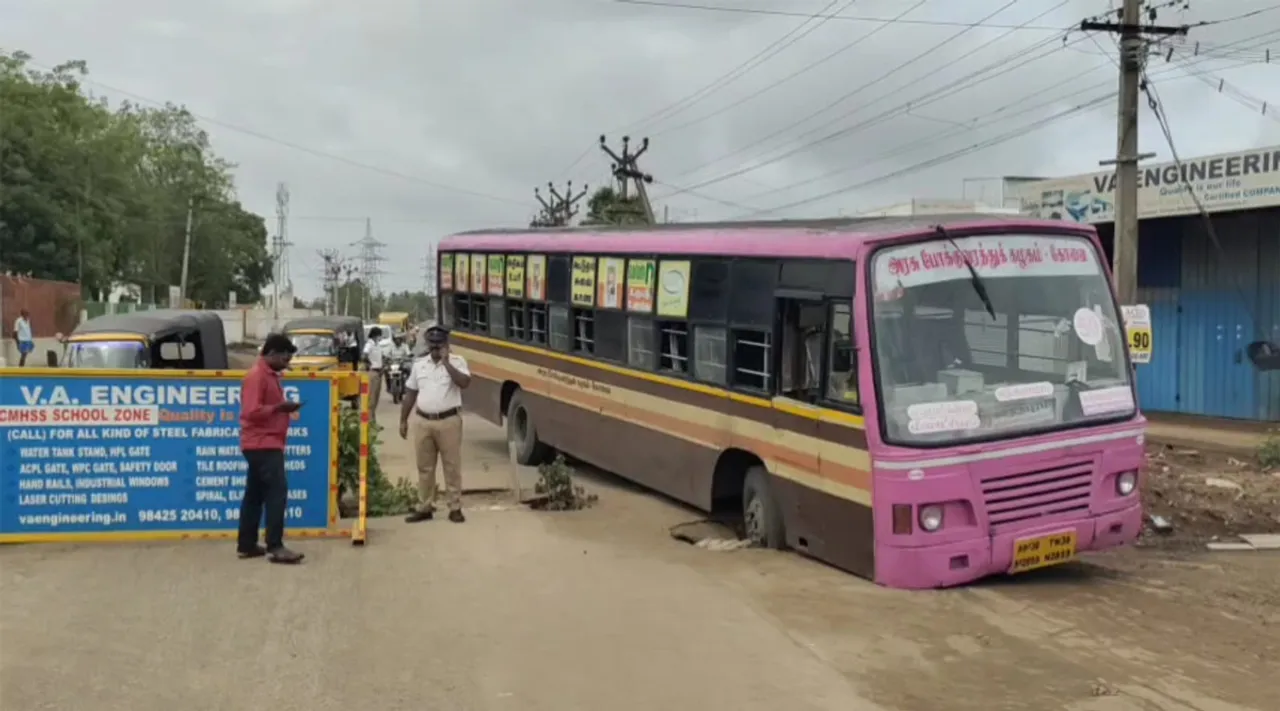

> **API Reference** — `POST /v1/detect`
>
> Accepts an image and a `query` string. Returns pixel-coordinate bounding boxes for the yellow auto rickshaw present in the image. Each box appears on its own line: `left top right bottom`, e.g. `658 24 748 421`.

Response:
281 315 364 400
61 310 229 370
377 311 410 335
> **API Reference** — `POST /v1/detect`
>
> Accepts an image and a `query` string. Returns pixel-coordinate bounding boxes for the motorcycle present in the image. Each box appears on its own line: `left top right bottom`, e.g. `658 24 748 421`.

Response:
387 357 411 404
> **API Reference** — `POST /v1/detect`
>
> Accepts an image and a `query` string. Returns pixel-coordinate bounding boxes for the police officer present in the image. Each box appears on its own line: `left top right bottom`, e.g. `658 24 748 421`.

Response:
399 325 471 523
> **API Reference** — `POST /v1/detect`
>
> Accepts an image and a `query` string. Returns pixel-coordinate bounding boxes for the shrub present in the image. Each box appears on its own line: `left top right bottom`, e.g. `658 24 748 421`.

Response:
1259 431 1280 470
337 408 420 517
533 454 598 511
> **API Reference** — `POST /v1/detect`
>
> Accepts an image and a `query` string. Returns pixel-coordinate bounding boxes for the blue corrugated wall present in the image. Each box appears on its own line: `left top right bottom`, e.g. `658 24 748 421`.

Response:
1134 208 1280 421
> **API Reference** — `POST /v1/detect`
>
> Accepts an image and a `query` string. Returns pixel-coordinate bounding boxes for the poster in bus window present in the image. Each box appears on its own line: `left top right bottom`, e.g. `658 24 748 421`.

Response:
597 257 625 309
506 255 526 298
526 254 547 300
656 260 691 317
626 259 655 313
487 254 505 296
471 254 487 294
455 253 470 292
440 254 454 291
571 256 596 306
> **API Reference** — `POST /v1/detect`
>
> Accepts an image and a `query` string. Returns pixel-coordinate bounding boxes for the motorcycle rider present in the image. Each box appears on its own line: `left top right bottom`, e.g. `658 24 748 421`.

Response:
385 334 412 391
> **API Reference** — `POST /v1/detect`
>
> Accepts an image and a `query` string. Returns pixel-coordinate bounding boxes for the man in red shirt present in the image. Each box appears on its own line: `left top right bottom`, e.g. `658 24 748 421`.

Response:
237 334 305 564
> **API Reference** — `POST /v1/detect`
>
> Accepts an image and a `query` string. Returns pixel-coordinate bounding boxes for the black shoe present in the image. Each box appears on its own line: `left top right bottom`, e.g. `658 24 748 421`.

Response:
267 547 304 564
405 509 434 523
448 509 465 523
237 545 267 559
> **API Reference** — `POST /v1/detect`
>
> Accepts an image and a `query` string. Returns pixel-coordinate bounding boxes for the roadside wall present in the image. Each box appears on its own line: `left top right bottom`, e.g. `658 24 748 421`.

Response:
0 276 81 367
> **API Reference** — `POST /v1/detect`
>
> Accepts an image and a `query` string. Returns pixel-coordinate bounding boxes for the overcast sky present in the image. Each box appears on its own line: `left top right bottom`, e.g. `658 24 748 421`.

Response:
5 0 1280 299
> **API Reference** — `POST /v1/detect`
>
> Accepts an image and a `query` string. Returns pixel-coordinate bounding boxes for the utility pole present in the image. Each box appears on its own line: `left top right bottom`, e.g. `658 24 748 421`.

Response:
271 183 293 326
178 196 194 307
318 249 343 315
341 263 359 317
352 218 386 322
533 180 589 227
1081 1 1186 305
599 135 656 225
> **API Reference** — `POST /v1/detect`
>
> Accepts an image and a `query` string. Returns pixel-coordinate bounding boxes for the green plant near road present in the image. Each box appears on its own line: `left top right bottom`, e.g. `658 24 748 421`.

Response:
533 454 598 511
336 408 419 517
1259 431 1280 470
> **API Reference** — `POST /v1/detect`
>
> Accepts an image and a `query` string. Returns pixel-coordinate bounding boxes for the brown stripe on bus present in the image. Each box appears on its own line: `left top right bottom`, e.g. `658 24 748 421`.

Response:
453 333 870 450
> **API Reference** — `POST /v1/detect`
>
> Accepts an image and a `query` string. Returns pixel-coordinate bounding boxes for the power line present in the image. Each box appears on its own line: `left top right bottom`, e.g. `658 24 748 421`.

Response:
649 0 929 138
738 38 1269 206
632 0 853 133
661 0 1064 184
22 60 530 209
610 0 1069 30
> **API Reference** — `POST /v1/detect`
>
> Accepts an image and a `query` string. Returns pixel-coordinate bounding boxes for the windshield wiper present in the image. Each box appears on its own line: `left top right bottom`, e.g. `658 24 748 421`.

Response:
936 225 996 320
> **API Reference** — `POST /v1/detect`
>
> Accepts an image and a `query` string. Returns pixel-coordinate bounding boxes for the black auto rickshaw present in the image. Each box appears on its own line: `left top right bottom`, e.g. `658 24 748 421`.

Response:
61 310 229 370
281 315 364 400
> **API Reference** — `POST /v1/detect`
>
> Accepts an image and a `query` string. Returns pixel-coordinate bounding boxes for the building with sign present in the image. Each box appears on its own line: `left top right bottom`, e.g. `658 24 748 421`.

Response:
1010 145 1280 422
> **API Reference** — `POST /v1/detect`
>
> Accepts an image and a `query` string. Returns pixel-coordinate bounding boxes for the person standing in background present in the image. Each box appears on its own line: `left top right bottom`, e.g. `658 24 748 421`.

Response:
12 309 33 367
237 334 305 564
364 326 385 419
400 325 470 524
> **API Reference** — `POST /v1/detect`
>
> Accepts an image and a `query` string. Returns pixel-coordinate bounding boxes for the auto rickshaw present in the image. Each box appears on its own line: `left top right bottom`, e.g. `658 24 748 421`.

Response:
377 311 409 335
61 310 229 370
280 315 363 400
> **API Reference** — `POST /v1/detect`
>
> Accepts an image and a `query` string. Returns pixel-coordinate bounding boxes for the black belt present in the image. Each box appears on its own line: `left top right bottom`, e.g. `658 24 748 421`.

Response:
416 407 460 421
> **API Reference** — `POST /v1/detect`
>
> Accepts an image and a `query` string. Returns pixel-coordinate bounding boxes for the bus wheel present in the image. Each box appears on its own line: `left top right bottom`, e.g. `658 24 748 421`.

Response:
507 390 550 466
743 466 785 550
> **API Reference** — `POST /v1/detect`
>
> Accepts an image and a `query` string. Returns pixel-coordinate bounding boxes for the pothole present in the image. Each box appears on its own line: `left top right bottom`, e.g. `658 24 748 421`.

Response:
669 519 755 552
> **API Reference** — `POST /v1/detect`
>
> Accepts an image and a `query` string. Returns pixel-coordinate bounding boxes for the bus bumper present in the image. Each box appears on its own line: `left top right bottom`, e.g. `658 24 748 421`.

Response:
875 502 1143 590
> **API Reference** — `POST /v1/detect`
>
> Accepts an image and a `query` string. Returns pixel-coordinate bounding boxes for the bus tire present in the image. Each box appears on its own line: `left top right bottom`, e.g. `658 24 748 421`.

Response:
507 390 550 466
743 466 785 550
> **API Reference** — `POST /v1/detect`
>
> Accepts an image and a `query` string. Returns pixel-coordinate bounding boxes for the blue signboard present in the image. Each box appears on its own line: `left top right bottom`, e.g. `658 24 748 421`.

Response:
0 371 337 541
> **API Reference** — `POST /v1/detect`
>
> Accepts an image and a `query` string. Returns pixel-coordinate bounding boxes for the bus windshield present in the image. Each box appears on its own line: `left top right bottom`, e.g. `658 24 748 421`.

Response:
64 341 149 369
289 333 337 357
869 233 1135 446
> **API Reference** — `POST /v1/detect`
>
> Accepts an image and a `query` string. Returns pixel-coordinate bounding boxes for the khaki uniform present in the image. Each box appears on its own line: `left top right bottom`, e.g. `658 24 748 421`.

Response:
406 353 469 513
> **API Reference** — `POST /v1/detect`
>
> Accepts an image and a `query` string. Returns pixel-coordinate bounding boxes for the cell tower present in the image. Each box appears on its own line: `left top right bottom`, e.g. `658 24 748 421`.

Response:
271 182 293 321
352 217 386 322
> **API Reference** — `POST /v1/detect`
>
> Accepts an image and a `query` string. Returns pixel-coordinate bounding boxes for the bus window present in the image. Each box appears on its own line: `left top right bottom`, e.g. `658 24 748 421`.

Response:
826 303 858 405
780 300 825 402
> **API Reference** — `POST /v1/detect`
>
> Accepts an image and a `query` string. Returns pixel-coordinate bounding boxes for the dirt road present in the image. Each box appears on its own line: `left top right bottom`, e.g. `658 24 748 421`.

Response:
3 404 1278 710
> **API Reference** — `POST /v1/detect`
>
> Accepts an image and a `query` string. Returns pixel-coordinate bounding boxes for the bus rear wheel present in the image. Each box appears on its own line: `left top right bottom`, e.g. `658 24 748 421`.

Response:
743 466 785 550
507 390 551 466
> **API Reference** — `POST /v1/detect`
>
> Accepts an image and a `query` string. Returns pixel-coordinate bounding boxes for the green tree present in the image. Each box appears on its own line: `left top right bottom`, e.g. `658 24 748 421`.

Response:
0 50 273 304
581 185 648 226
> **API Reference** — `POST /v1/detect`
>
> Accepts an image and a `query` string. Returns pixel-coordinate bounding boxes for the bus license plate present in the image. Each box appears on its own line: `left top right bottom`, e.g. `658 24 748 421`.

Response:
1010 531 1077 574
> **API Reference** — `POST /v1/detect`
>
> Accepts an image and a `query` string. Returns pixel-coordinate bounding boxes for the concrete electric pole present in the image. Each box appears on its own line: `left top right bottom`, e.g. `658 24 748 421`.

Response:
599 135 656 225
178 196 194 307
533 180 589 227
1081 1 1186 305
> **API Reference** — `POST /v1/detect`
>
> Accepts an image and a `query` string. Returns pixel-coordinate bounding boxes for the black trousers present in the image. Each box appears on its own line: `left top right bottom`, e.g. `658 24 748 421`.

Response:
238 449 288 551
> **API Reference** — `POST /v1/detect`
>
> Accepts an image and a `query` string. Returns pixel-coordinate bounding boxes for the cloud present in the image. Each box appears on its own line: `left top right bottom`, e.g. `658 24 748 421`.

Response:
4 0 1278 297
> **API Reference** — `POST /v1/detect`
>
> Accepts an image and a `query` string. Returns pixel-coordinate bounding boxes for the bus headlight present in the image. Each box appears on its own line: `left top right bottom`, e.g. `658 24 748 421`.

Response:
918 505 944 532
1116 471 1138 496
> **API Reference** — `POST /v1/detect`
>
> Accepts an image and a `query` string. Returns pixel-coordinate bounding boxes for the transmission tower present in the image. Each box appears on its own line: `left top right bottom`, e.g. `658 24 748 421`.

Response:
352 217 386 322
271 183 293 322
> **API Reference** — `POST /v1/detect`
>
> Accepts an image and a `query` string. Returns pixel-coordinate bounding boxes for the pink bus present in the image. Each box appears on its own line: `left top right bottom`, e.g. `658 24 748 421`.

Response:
436 216 1144 588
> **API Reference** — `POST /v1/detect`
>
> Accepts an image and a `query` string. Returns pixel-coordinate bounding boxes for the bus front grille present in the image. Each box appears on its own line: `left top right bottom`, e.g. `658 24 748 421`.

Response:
981 460 1093 530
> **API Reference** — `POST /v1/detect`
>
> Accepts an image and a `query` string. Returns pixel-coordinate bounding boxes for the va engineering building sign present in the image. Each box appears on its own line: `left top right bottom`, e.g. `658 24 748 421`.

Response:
1013 145 1280 223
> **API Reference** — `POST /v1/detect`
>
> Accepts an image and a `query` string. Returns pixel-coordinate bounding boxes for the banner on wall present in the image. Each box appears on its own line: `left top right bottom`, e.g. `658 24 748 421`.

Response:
656 260 691 317
526 255 547 301
487 255 505 296
471 254 487 295
0 371 339 542
506 255 526 298
627 259 656 312
440 254 454 291
571 256 596 306
597 258 625 309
